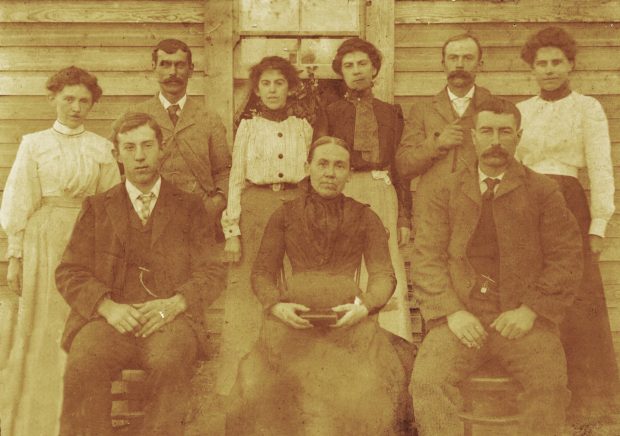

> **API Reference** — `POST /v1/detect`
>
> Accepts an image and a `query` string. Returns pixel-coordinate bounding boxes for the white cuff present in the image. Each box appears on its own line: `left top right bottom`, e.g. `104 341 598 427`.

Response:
589 218 608 238
223 224 241 239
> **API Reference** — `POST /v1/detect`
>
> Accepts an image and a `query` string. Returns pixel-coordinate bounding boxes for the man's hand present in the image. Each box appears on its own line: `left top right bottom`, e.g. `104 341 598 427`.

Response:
97 299 147 335
436 119 463 151
223 236 241 263
7 257 22 295
589 235 604 256
397 227 411 247
331 303 369 328
490 305 537 340
447 310 487 349
270 302 312 329
133 294 188 338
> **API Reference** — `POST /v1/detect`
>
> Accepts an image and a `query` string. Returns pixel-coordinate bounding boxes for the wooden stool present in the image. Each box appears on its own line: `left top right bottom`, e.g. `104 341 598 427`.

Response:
111 369 147 431
458 363 521 436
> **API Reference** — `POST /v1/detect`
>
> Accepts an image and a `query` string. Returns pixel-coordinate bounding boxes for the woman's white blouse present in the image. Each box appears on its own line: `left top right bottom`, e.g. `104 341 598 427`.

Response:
0 121 121 258
516 92 615 237
221 116 313 238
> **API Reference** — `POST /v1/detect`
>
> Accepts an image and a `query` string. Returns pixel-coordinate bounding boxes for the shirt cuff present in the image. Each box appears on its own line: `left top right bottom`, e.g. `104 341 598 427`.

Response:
589 218 608 238
6 234 23 259
223 224 241 239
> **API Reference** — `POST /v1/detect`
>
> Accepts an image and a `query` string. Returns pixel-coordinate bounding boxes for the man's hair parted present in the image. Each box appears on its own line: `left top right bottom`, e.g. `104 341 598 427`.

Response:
152 39 193 66
474 97 522 129
111 112 163 149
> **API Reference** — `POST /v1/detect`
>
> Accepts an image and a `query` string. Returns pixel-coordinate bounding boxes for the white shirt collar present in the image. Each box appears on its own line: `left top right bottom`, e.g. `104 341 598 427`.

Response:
478 166 505 193
125 177 162 203
447 85 475 102
158 93 187 110
53 120 85 136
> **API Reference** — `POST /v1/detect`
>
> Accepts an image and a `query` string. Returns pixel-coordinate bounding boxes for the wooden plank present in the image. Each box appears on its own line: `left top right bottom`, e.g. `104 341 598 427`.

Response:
0 47 205 72
238 0 299 32
204 0 234 149
394 71 620 96
395 0 620 24
395 95 620 120
394 22 620 48
0 22 204 47
0 72 205 96
600 262 620 284
0 96 163 120
0 1 203 23
600 237 620 262
300 0 359 32
238 30 358 37
395 46 620 72
365 0 395 102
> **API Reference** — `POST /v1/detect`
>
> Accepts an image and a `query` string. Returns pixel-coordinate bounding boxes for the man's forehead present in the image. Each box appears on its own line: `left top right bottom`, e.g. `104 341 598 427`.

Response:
118 124 158 142
445 38 479 55
475 112 517 129
156 49 189 61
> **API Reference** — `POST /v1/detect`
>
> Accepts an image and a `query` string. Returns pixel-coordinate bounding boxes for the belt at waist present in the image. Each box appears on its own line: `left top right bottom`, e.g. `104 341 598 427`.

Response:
527 160 579 178
41 196 84 208
250 182 299 192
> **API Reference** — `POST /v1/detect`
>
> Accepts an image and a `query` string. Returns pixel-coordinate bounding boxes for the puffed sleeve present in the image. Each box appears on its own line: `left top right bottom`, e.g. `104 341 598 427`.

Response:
583 97 615 237
95 140 121 193
221 119 250 239
0 135 42 258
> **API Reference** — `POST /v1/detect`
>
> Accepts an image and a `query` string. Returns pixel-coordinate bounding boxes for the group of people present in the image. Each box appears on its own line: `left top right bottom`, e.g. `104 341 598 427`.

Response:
0 25 615 436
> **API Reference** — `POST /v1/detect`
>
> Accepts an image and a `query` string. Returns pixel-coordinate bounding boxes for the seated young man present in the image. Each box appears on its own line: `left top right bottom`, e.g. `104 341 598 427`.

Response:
55 112 226 436
410 98 584 436
226 136 409 435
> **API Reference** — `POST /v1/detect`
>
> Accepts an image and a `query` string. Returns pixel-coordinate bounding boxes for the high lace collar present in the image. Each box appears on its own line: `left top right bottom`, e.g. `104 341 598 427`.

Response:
52 120 85 136
540 82 572 102
256 101 290 122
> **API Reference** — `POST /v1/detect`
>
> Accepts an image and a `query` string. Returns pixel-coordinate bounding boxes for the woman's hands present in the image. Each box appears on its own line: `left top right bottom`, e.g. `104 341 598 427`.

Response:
7 257 22 295
223 236 242 263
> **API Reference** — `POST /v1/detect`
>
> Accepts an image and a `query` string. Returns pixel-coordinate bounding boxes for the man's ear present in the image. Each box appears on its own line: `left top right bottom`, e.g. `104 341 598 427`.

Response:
112 148 120 163
188 63 195 78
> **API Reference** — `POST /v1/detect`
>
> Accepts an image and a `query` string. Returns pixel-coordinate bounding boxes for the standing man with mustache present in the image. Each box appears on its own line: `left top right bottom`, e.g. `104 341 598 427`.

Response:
125 39 231 240
410 98 583 435
395 33 492 231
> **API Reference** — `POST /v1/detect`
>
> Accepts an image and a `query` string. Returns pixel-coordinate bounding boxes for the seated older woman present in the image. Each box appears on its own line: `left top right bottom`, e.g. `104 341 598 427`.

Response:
225 136 407 435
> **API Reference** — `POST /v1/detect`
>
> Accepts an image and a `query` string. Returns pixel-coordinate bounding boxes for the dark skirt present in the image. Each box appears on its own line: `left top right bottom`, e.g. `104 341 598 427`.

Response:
225 274 407 436
547 175 619 419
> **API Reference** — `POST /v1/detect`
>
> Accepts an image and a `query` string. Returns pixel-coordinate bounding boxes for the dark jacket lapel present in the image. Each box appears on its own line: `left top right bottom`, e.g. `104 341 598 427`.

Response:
104 184 130 245
145 94 175 132
175 97 198 133
460 165 482 206
150 179 175 248
494 159 526 200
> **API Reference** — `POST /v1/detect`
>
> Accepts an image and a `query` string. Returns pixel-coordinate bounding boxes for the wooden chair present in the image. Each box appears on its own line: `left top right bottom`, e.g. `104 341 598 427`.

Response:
458 363 522 436
111 369 147 431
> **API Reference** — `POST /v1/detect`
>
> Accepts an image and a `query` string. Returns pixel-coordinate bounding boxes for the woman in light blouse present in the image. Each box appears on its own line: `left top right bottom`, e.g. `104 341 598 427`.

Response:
516 27 618 423
217 56 315 395
0 66 120 436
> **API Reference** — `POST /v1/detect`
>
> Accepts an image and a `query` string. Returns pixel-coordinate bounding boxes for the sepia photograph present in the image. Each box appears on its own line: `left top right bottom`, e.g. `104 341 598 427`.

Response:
0 0 619 435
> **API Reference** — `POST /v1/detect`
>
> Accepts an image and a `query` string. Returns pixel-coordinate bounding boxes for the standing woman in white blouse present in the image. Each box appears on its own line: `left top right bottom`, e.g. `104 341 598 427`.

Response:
216 56 314 394
516 27 618 424
0 66 120 436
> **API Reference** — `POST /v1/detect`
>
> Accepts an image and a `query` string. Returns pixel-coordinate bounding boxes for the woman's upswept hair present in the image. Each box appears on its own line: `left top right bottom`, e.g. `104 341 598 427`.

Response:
46 66 103 103
332 38 382 78
521 26 577 65
249 56 301 91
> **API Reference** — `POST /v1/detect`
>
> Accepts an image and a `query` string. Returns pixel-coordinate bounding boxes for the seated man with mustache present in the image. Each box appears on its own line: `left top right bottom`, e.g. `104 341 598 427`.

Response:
410 98 583 436
395 33 492 232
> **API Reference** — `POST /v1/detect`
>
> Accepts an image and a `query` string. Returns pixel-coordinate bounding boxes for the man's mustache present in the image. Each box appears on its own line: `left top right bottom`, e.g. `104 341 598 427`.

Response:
482 146 509 158
448 70 473 81
163 78 183 84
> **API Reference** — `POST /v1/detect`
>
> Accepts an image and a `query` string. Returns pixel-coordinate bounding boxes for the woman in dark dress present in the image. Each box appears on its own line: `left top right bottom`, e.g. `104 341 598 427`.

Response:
325 38 413 343
226 137 406 436
516 26 619 424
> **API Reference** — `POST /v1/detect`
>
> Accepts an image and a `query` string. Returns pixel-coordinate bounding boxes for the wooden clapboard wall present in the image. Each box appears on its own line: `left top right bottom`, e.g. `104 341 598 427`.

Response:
393 0 620 363
0 0 232 342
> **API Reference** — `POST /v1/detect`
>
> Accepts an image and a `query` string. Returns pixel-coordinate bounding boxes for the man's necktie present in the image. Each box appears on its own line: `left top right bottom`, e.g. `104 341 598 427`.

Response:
167 104 180 126
137 193 155 224
482 178 500 201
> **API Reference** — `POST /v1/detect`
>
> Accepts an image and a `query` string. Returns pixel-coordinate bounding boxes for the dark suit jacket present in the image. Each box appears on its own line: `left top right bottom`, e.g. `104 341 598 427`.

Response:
325 97 412 228
56 179 227 357
129 96 231 237
396 87 492 226
412 160 583 327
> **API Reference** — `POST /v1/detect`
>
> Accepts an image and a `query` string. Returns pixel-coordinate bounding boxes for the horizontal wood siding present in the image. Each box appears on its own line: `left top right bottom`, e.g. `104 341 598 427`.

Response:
394 1 620 365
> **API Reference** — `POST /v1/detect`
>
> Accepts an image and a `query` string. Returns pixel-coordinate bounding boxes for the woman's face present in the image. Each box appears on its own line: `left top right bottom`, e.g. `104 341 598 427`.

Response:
532 46 574 92
341 50 377 91
50 84 94 128
256 69 289 110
